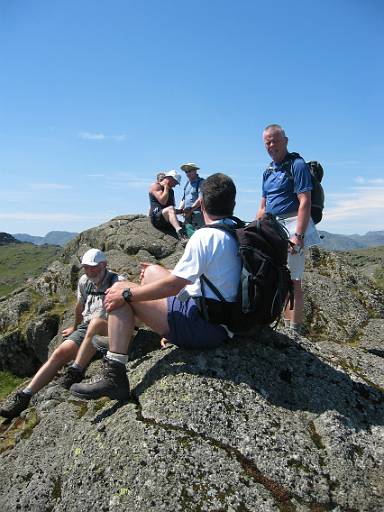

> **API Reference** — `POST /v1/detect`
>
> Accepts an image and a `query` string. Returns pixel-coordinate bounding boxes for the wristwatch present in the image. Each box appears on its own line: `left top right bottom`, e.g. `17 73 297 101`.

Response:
294 232 305 240
122 288 132 303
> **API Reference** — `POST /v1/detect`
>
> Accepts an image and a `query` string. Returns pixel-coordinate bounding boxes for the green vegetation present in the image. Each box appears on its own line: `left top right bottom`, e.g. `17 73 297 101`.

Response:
0 371 26 400
340 246 384 292
0 243 62 297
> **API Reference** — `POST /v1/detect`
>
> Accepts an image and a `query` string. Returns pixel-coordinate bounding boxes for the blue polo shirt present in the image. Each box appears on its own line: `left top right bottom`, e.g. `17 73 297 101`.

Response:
183 176 204 210
262 154 312 216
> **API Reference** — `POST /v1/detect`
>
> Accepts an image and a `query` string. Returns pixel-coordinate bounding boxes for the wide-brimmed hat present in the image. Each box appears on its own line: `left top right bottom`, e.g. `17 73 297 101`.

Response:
164 170 181 185
81 248 107 266
180 162 200 172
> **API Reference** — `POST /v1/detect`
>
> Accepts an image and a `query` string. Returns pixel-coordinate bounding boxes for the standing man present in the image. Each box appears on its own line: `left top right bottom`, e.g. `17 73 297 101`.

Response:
70 173 242 401
256 124 319 333
179 162 205 229
149 170 188 243
0 249 124 419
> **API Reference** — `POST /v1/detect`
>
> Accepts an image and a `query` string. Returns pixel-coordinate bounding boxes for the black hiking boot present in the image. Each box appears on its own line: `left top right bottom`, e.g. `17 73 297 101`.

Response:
57 366 85 390
0 391 31 419
69 358 130 401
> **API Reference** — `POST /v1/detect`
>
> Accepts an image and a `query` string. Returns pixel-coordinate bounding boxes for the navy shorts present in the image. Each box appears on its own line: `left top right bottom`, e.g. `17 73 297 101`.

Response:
166 296 228 349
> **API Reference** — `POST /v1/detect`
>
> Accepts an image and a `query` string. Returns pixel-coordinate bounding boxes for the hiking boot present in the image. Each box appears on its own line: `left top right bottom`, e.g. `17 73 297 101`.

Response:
57 366 85 390
0 391 31 419
69 358 130 401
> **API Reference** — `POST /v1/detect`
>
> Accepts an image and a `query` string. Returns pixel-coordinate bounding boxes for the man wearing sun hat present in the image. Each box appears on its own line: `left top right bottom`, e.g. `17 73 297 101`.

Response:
148 169 188 243
179 162 205 229
0 248 124 419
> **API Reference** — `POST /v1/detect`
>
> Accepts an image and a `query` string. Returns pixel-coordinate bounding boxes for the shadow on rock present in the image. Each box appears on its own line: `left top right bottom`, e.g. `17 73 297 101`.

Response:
132 328 384 431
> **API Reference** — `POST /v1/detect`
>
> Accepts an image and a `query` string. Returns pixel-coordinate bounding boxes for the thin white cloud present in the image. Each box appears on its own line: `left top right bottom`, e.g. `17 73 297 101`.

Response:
30 183 71 190
324 186 384 221
79 132 106 140
78 132 127 141
353 176 384 185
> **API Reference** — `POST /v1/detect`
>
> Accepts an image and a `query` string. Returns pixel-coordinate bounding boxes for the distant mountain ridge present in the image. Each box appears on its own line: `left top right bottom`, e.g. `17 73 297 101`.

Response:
12 231 78 247
319 230 384 251
8 229 384 251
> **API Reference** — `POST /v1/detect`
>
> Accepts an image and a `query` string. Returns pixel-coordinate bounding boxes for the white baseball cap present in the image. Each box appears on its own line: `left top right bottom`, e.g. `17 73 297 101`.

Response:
164 170 181 185
81 248 107 266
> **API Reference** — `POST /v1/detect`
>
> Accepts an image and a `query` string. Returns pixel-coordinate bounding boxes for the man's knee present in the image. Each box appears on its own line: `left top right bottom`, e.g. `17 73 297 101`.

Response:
86 317 108 334
141 264 170 285
161 206 175 220
51 340 78 362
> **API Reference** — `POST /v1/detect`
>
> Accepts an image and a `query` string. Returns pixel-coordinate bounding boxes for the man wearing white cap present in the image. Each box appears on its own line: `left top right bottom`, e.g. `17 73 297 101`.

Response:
148 170 188 244
179 162 205 229
0 248 124 419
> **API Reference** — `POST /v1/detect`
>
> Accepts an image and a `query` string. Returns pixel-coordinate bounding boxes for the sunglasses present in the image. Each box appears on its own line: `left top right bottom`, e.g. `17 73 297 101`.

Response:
184 169 196 174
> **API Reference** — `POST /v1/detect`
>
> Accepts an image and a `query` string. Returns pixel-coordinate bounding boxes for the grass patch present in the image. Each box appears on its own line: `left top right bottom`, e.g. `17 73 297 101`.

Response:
0 243 62 298
0 371 26 400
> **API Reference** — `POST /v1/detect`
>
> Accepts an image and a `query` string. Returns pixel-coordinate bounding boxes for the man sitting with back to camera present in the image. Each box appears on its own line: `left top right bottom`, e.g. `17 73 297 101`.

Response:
148 169 188 243
0 248 124 419
70 173 242 401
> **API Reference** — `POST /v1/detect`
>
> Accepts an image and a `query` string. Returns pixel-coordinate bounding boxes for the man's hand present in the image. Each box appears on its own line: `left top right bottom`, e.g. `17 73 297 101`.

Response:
104 282 127 312
62 326 75 338
289 235 304 254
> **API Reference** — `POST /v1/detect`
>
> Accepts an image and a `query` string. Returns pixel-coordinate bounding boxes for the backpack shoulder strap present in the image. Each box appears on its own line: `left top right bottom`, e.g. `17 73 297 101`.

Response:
107 271 119 287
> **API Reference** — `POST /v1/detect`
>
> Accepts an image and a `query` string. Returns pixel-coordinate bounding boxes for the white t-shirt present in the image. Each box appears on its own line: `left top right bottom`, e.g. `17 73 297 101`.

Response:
172 220 241 301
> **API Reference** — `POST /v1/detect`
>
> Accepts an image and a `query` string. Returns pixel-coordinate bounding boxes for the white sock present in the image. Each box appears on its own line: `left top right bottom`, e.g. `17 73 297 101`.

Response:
22 387 33 396
106 351 128 365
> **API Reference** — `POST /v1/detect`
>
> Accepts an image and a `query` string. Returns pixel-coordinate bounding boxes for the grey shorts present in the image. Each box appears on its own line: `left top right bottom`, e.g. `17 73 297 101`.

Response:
64 323 89 347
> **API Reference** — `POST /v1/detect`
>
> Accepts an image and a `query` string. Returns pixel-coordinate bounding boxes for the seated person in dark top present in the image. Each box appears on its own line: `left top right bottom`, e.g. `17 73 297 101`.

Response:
148 170 188 243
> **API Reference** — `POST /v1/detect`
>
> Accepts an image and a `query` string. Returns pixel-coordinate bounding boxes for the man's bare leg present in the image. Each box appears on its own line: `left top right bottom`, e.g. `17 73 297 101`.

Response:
73 317 108 370
69 265 172 400
162 206 182 232
284 280 304 327
27 339 79 394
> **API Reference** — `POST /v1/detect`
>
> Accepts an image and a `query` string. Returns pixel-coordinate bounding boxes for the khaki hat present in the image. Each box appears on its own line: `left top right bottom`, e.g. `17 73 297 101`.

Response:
180 162 200 172
81 248 107 266
164 170 181 185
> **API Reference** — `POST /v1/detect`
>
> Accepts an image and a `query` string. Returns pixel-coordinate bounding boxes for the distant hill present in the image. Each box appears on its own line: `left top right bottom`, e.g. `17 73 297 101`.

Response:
0 243 62 297
349 230 384 247
319 230 384 251
12 231 78 247
0 233 21 246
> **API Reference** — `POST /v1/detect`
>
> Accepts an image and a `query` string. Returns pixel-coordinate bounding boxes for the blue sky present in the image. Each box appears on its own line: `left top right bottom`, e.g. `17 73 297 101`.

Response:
0 0 383 236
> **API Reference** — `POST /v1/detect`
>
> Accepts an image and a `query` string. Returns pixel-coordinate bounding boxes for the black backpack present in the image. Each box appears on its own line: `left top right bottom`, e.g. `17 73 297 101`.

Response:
266 152 325 224
199 214 293 333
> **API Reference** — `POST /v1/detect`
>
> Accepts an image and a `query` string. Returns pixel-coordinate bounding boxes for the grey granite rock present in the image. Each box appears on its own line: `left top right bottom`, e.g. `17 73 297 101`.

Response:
0 217 383 511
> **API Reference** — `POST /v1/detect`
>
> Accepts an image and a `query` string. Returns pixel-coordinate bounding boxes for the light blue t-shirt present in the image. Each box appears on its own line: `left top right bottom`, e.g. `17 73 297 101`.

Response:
183 177 204 210
262 153 312 216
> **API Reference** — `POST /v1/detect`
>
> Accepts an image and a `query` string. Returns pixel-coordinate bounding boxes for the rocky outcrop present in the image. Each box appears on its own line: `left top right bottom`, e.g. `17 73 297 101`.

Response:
0 216 383 511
